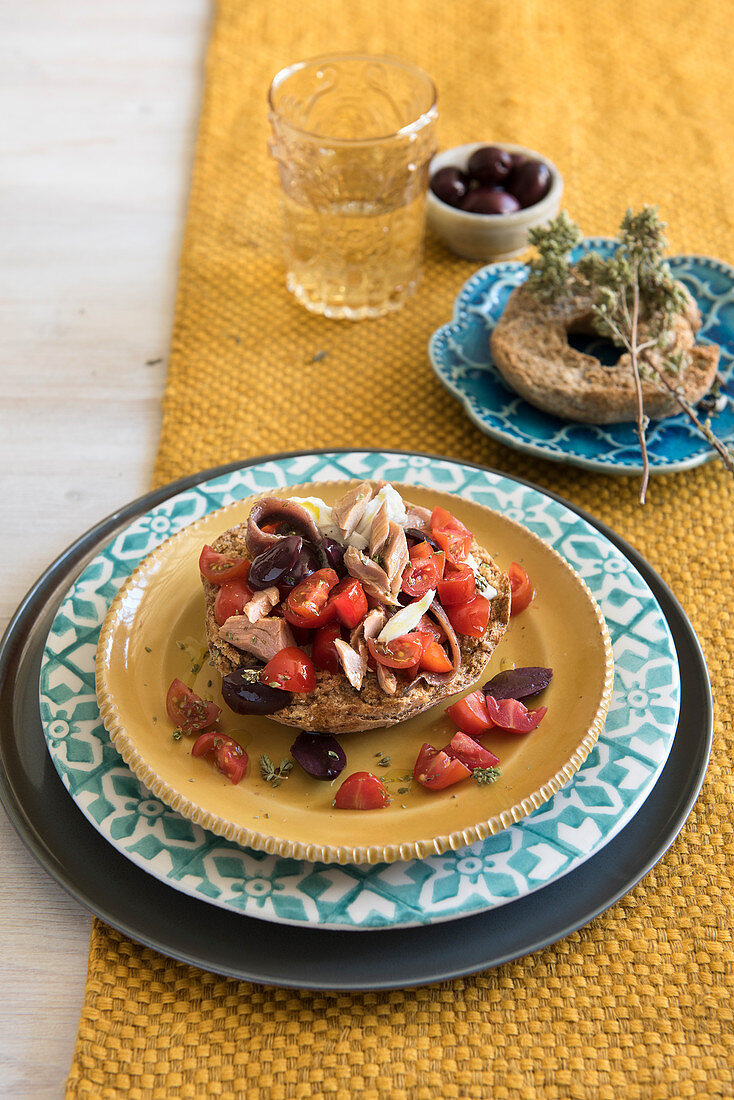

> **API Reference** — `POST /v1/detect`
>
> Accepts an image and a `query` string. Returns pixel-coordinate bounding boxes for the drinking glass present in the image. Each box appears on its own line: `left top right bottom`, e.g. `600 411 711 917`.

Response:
268 54 438 320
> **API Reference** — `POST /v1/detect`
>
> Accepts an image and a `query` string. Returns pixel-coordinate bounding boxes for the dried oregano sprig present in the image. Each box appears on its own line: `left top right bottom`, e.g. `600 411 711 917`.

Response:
526 207 733 503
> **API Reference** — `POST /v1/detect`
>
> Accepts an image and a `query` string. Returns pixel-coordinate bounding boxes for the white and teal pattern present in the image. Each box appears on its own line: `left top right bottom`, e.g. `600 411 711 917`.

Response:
429 243 734 474
40 453 680 930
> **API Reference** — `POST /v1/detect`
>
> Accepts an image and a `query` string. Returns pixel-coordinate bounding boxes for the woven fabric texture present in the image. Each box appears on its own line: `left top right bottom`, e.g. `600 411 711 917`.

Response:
67 0 733 1096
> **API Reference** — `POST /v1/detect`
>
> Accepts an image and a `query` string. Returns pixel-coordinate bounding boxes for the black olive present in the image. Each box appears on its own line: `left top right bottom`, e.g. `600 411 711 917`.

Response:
221 670 290 715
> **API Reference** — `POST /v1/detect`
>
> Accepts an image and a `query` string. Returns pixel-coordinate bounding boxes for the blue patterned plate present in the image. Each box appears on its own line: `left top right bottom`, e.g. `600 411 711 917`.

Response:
40 452 680 930
429 241 734 473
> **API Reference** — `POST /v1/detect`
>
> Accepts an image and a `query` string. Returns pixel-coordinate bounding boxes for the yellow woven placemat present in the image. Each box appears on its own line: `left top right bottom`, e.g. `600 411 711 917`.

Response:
67 1 733 1096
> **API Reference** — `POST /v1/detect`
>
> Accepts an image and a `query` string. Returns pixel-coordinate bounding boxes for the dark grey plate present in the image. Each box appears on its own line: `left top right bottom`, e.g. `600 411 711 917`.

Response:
0 451 713 991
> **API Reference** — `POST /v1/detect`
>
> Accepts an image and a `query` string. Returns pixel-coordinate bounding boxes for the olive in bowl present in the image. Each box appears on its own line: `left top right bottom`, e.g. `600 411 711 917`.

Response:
426 142 563 261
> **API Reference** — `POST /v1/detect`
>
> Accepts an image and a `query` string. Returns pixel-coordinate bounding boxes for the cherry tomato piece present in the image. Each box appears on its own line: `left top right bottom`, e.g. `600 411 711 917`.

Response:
191 730 219 757
214 738 248 784
444 731 500 770
284 568 339 629
430 506 473 567
409 541 446 579
333 772 390 810
484 696 548 732
401 558 439 599
260 647 316 692
191 732 248 784
419 639 453 673
214 578 254 626
199 545 251 586
402 543 443 598
509 562 534 616
413 742 471 790
445 689 494 736
437 566 476 607
446 593 490 638
312 621 343 673
326 577 368 629
166 678 221 733
367 633 423 670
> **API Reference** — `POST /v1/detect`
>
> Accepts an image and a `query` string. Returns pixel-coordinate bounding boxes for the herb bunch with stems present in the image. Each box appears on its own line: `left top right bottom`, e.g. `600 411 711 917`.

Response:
526 207 732 503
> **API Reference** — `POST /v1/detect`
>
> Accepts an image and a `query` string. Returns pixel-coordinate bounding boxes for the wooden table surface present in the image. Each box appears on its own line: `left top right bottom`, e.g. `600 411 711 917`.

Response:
0 3 210 1094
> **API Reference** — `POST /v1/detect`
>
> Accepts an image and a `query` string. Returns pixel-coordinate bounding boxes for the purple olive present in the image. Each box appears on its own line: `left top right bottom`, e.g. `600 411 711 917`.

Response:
462 188 521 215
430 166 470 207
322 536 347 576
248 535 302 590
290 731 346 780
279 540 323 590
221 670 290 715
483 666 553 700
467 145 513 187
404 527 441 552
507 160 551 208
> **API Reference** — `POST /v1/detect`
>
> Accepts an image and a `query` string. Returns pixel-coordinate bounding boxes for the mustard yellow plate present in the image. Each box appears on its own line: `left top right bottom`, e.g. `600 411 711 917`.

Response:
96 482 614 865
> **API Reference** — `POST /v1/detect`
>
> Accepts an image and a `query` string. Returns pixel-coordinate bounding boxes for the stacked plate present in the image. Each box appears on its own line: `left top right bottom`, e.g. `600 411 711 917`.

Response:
0 451 713 990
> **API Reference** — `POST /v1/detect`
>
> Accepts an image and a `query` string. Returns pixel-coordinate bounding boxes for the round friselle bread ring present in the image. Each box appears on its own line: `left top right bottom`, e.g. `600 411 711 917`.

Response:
489 282 720 423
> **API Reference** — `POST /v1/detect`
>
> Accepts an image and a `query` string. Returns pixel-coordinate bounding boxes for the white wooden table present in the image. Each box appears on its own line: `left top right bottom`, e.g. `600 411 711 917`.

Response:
0 3 210 1094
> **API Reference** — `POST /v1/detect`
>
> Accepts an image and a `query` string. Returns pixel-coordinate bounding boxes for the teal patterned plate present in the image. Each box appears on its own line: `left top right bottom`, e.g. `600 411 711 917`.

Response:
40 452 680 930
429 242 734 473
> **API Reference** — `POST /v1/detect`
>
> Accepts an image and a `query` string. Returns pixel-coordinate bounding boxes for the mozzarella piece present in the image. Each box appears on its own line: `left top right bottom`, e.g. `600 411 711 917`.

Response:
377 588 435 645
287 496 333 528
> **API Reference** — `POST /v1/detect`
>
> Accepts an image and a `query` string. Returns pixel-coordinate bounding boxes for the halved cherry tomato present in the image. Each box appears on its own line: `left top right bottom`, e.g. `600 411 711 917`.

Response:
408 540 445 577
191 730 219 757
191 731 248 784
312 622 342 674
446 593 490 638
214 578 254 626
509 562 534 616
284 568 339 629
444 732 500 770
419 639 453 673
402 543 443 598
484 696 547 732
213 738 248 783
430 507 472 567
333 772 390 810
326 577 368 629
166 678 221 733
199 545 251 586
401 558 439 599
445 689 494 736
413 742 471 790
259 647 316 692
437 566 476 607
367 633 423 670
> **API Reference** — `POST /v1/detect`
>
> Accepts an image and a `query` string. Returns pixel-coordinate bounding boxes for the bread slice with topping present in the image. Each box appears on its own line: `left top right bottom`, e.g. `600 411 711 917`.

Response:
201 489 511 734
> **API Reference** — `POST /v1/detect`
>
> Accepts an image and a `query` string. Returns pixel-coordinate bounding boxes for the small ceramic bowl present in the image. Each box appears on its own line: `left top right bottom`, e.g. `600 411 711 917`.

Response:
426 141 563 262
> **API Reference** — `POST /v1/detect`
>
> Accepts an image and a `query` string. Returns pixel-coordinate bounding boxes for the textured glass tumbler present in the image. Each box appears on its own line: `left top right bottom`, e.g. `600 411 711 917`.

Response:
268 54 438 320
